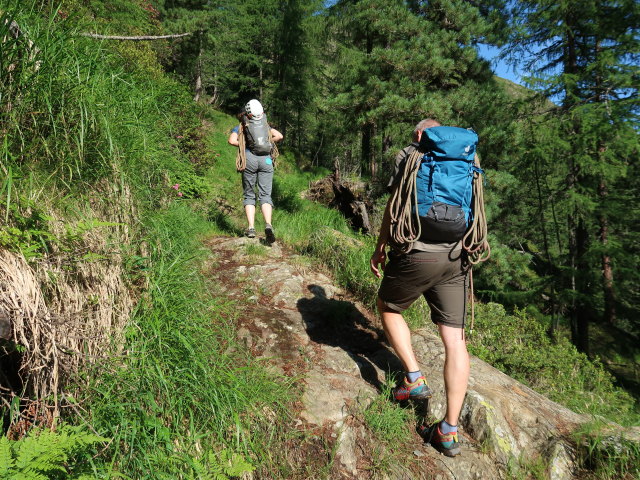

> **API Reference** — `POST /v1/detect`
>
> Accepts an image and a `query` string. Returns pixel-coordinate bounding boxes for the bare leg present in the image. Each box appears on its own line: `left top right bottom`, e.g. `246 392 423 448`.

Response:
245 205 256 229
377 298 420 372
438 324 470 426
261 203 273 226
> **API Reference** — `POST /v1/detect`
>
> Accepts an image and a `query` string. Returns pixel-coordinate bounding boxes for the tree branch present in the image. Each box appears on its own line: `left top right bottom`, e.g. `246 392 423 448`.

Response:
80 32 192 41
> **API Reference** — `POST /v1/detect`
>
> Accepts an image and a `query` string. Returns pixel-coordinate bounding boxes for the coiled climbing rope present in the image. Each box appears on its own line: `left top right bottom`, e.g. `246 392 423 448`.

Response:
388 147 423 253
235 125 279 172
462 162 490 265
235 124 247 172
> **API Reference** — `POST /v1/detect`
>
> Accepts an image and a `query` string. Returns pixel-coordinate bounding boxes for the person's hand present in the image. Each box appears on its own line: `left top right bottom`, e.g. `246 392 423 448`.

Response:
370 249 386 278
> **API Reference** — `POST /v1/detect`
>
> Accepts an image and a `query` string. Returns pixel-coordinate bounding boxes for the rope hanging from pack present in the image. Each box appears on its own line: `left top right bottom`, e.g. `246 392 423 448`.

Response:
388 148 423 253
235 125 279 173
235 126 247 172
462 159 490 265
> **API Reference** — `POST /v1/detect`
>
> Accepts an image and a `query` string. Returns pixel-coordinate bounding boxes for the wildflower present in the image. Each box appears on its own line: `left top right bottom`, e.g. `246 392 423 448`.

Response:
176 135 184 139
177 192 183 197
172 184 180 190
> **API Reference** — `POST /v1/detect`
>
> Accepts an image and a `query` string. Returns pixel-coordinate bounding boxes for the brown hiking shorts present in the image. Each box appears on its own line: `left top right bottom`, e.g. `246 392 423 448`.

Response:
378 248 469 328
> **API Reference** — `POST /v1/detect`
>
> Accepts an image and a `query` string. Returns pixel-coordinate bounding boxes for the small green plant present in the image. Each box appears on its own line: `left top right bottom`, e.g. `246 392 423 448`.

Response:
467 302 637 424
573 422 640 480
167 159 210 199
0 174 56 261
0 426 106 479
243 242 269 257
64 219 122 246
307 227 378 308
362 381 414 444
188 448 256 479
506 453 549 480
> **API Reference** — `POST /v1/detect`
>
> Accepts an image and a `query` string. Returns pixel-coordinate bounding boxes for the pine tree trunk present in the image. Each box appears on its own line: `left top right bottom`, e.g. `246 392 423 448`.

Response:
599 180 616 325
568 210 579 346
361 122 375 179
564 11 590 354
575 220 591 355
594 39 617 326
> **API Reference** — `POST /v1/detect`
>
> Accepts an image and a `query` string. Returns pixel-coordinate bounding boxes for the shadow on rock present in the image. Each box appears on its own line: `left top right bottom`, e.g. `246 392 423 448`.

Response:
297 284 403 392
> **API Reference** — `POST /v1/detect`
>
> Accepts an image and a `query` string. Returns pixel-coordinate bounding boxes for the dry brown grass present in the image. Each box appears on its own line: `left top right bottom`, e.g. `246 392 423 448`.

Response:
0 179 140 429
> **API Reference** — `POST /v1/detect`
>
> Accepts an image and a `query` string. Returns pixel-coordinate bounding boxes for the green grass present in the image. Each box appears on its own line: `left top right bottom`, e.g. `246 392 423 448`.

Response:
243 242 269 257
0 4 308 478
507 454 549 480
79 204 293 477
362 381 415 444
573 420 640 480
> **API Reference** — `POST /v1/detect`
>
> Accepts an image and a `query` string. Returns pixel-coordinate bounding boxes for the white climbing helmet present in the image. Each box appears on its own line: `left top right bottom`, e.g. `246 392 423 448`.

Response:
244 99 264 119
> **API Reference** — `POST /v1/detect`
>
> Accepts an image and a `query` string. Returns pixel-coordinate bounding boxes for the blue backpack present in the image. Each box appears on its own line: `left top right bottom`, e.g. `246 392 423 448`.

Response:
415 126 483 243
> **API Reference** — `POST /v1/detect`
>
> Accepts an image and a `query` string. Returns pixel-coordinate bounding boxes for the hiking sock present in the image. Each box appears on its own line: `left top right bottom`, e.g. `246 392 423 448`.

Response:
406 370 423 383
440 420 458 434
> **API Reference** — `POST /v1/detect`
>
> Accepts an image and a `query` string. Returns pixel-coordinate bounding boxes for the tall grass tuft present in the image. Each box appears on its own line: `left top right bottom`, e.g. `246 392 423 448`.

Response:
1 3 300 476
573 421 640 480
0 1 210 410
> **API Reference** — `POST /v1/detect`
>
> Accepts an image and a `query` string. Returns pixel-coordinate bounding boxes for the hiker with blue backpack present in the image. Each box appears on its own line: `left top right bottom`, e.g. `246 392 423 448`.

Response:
370 118 489 457
228 99 283 243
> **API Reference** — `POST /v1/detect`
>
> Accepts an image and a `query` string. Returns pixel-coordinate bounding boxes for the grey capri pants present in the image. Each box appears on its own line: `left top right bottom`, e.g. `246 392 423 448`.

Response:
242 150 274 206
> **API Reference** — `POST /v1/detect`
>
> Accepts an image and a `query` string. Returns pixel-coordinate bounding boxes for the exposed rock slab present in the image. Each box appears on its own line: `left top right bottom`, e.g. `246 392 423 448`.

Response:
206 235 638 480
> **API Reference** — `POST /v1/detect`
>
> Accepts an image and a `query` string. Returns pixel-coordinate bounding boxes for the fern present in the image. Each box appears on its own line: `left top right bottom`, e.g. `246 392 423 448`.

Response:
16 436 68 474
180 449 256 479
219 449 255 477
0 436 15 476
3 425 106 479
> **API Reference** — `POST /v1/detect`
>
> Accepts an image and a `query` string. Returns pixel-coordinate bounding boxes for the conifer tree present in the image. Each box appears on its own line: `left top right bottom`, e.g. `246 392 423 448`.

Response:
320 0 507 177
271 0 321 149
506 0 639 352
157 0 282 108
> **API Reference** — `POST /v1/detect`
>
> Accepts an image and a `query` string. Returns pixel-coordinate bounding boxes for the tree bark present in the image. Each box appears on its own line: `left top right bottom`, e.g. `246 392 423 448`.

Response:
594 39 617 326
599 180 616 325
563 10 590 354
361 122 375 179
575 220 591 355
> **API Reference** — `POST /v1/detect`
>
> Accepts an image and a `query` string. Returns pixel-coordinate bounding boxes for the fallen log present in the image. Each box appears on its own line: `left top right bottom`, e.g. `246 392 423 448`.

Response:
80 32 191 41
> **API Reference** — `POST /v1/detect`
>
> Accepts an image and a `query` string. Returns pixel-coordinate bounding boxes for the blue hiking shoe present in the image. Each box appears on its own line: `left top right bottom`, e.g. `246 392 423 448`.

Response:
417 422 461 457
392 375 432 402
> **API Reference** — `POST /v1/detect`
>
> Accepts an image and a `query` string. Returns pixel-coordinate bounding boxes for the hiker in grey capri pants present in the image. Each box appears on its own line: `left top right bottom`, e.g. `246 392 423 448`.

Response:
228 99 283 241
